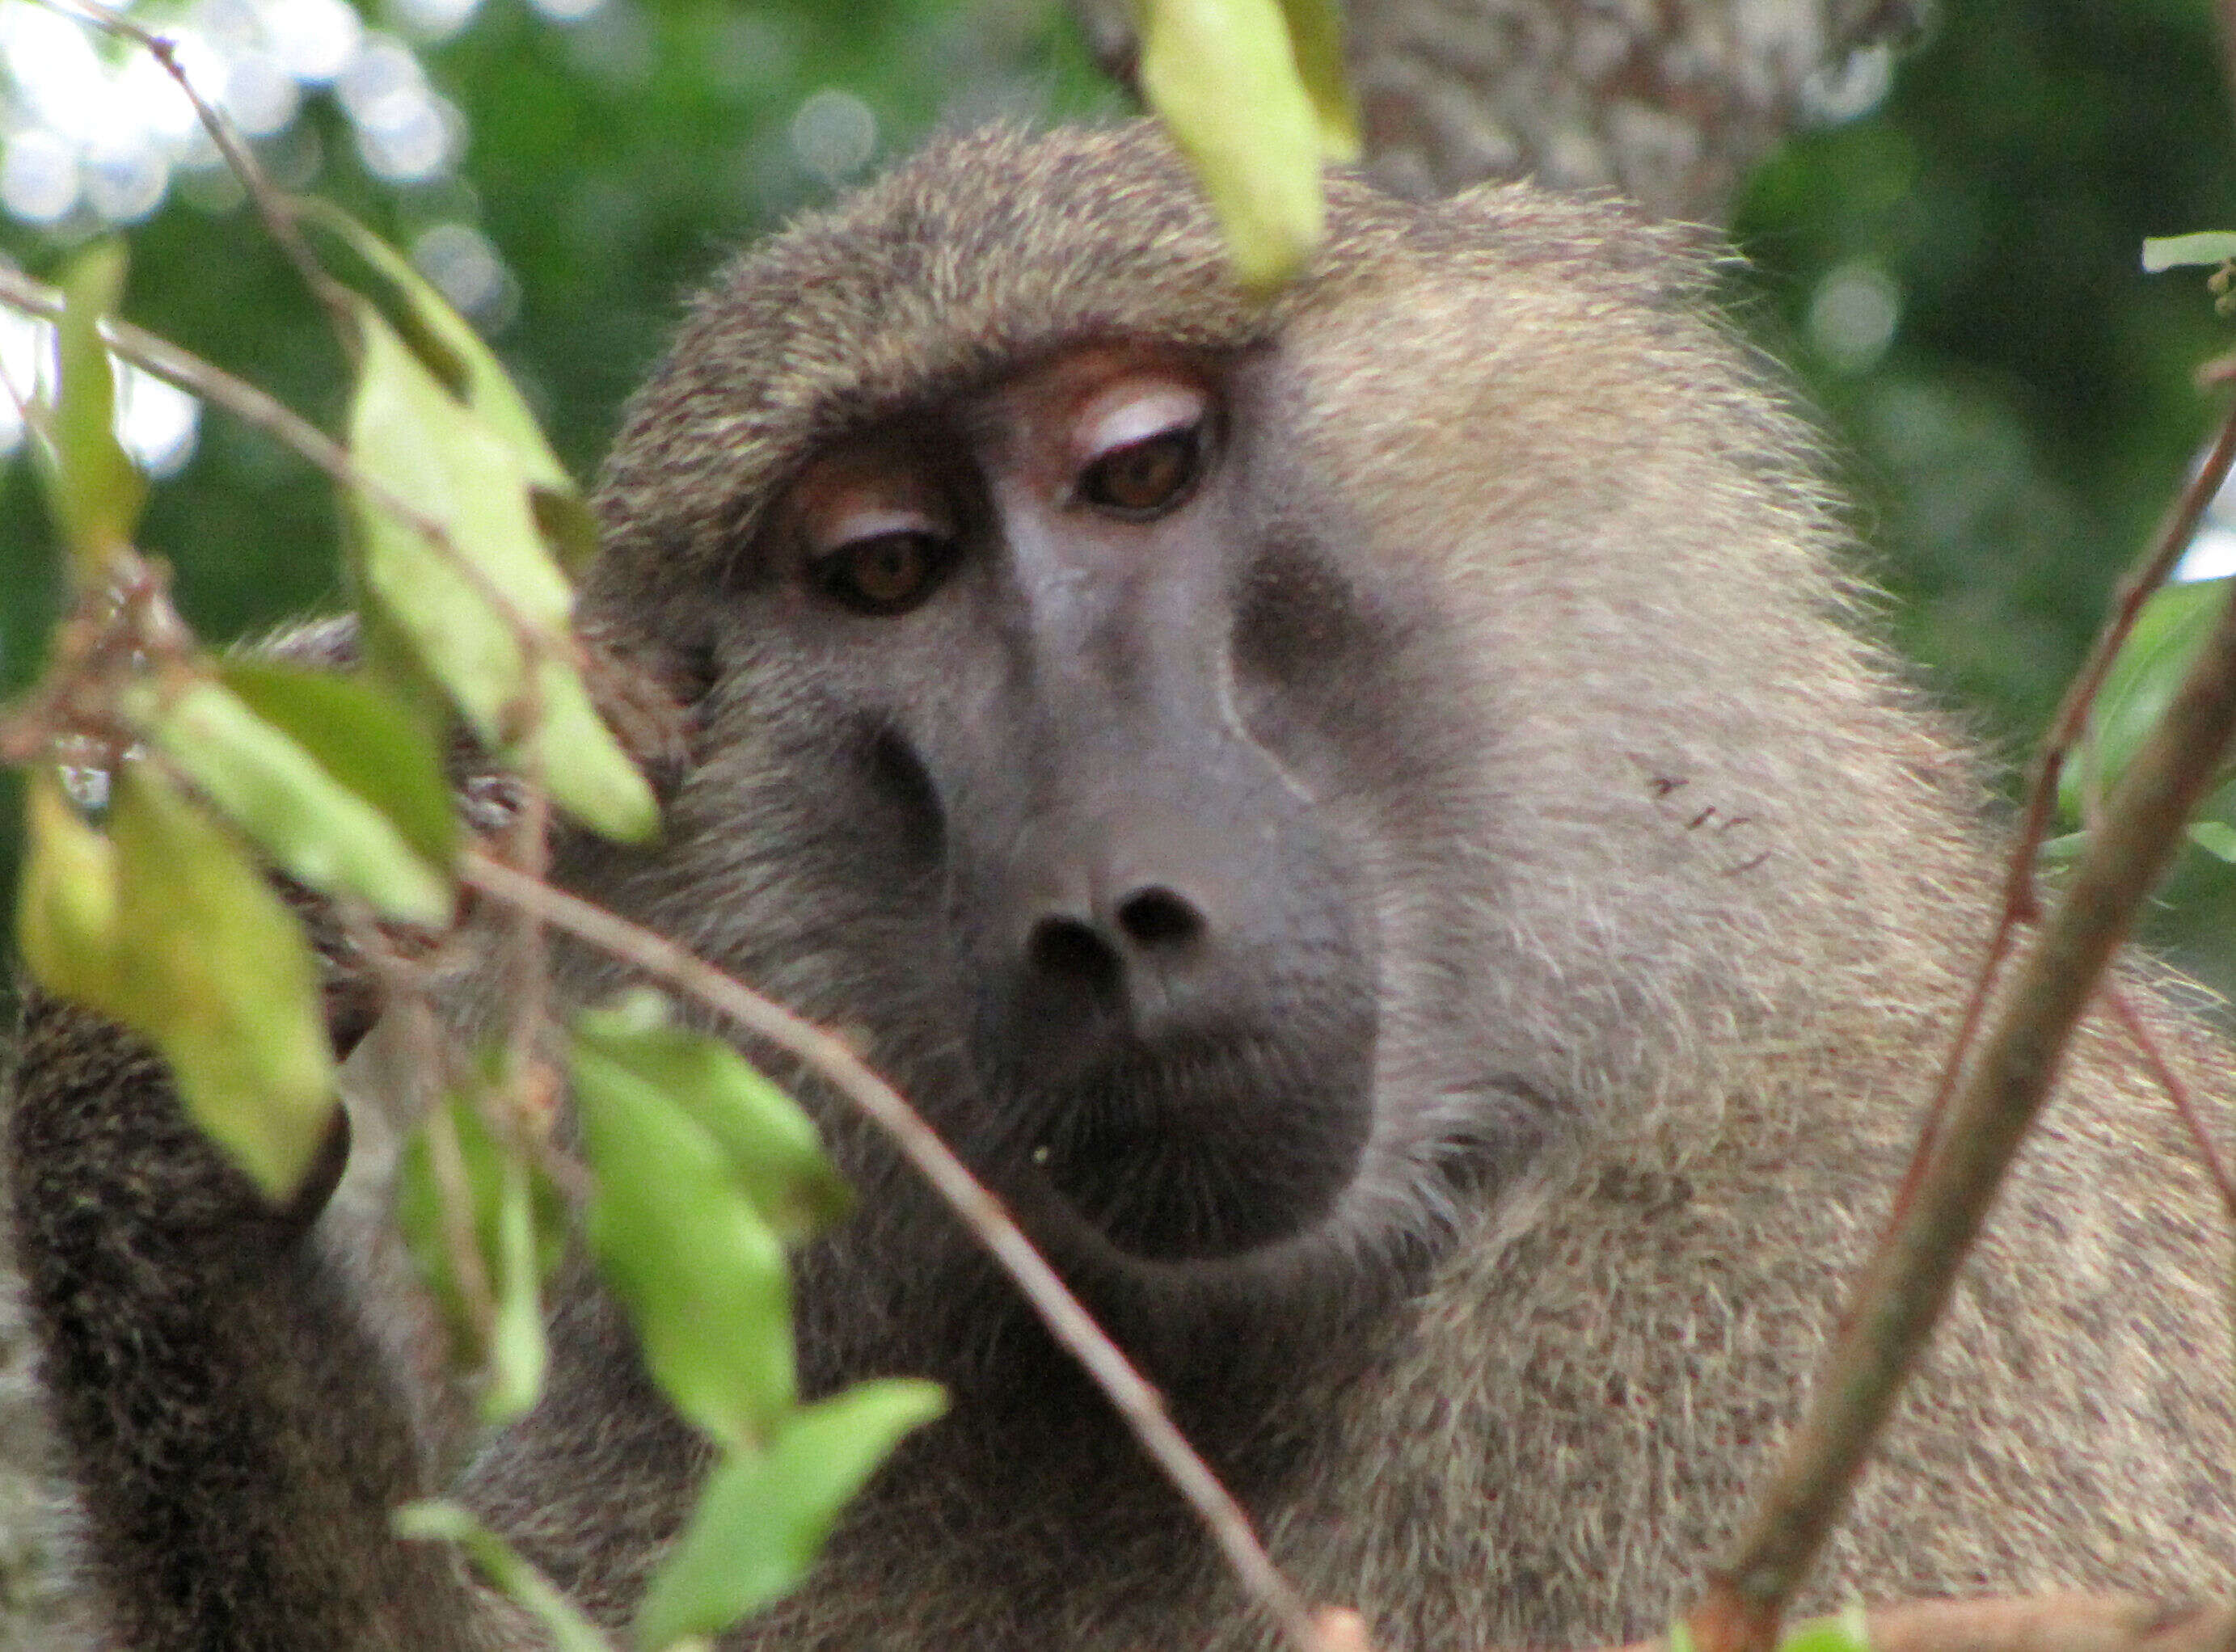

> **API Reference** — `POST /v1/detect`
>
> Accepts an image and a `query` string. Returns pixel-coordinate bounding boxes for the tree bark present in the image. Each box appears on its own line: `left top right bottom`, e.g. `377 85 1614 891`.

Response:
1070 0 1921 221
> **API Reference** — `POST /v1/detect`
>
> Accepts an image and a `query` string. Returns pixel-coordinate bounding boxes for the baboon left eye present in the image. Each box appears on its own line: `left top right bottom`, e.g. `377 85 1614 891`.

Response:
1078 424 1204 516
814 529 956 615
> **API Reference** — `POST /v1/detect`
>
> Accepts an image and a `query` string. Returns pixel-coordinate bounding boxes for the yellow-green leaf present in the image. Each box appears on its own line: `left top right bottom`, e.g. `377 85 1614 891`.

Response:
309 201 600 574
573 991 850 1241
221 660 458 874
1272 0 1360 160
572 1036 795 1450
344 302 656 841
394 1081 565 1417
1137 0 1327 291
40 241 145 583
632 1380 945 1650
108 764 336 1196
2143 232 2236 272
142 677 452 924
17 770 124 1007
487 1147 552 1422
2191 819 2236 862
394 1502 610 1652
1778 1605 1874 1652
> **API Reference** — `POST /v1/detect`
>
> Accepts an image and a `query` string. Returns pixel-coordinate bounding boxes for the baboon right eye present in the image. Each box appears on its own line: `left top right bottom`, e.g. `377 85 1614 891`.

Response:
812 528 958 615
790 450 958 617
1069 377 1213 520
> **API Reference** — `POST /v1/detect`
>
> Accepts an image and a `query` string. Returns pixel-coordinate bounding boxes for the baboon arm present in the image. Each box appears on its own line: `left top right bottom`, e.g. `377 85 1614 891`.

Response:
4 994 527 1652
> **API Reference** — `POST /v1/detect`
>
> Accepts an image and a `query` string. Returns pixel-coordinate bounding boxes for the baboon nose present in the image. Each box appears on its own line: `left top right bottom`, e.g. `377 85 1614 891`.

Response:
1022 880 1213 1017
1112 885 1205 950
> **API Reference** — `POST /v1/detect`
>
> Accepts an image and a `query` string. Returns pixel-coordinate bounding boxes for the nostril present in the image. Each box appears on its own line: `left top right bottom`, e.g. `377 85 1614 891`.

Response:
1027 914 1122 985
1115 886 1204 950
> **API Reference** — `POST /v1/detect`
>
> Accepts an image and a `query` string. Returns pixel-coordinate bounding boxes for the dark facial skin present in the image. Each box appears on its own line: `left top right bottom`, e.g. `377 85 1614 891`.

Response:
767 348 1379 1266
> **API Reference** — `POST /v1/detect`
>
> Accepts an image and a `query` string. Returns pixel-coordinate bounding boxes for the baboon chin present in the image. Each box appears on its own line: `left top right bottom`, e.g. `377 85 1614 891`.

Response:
11 120 2236 1652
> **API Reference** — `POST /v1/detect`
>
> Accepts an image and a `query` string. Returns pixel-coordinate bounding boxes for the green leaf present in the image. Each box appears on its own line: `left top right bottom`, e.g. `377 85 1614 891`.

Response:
344 301 656 841
220 660 458 873
1137 0 1328 292
307 200 601 574
108 764 337 1197
17 770 124 1008
632 1380 945 1650
487 1147 552 1422
1778 1604 1873 1652
394 1080 565 1415
2142 232 2236 272
393 1502 614 1652
572 991 850 1241
396 1089 492 1359
1272 0 1360 160
40 240 146 583
2066 577 2234 826
2190 820 2236 861
572 1035 795 1449
141 676 452 925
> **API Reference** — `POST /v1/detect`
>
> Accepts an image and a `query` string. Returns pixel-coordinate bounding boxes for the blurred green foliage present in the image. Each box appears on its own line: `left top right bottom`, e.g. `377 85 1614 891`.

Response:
1734 0 2236 985
6 0 2236 982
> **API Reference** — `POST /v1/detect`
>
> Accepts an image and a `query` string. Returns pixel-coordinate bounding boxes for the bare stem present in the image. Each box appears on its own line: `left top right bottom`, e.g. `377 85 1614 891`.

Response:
2107 985 2236 1224
0 264 549 655
1698 572 2236 1652
58 0 361 352
1890 394 2236 1227
457 850 1339 1652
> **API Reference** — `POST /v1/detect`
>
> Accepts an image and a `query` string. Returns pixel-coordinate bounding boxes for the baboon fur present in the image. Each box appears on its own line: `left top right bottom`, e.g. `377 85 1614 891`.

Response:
9 122 2236 1652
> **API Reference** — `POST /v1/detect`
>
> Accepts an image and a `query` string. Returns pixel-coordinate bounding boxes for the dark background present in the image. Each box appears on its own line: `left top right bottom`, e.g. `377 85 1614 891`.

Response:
4 0 2236 984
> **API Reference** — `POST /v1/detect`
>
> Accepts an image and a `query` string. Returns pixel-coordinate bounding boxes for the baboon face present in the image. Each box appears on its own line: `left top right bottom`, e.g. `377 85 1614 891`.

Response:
609 331 1518 1383
763 345 1384 1264
581 124 1854 1401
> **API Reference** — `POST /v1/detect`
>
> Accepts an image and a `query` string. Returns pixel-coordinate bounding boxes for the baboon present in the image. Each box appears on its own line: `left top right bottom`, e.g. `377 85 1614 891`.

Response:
10 121 2236 1652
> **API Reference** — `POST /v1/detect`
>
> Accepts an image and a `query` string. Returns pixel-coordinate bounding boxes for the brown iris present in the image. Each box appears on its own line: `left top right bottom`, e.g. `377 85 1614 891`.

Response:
1078 424 1204 516
816 529 955 614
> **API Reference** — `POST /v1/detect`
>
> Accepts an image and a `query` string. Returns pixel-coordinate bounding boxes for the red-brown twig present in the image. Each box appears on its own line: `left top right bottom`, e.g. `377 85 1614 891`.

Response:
1888 395 2236 1228
1696 568 2236 1652
2107 984 2236 1224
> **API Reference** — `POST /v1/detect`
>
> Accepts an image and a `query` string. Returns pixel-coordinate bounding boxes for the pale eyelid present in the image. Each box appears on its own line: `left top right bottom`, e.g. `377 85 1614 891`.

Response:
814 503 946 553
1074 381 1210 469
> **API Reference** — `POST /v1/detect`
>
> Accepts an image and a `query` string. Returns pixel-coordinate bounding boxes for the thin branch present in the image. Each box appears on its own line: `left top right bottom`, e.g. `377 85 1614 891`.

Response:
2106 984 2236 1224
0 263 353 495
2007 395 2236 922
0 264 551 660
58 0 361 352
456 851 1341 1652
1888 394 2236 1228
1697 570 2236 1652
1630 1595 2236 1652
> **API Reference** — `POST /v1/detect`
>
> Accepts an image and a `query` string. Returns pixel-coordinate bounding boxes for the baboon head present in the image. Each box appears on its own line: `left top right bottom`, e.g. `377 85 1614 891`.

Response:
572 122 1929 1429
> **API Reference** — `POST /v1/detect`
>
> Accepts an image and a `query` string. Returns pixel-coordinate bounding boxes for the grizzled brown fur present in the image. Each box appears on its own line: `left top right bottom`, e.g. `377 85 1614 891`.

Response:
11 122 2236 1652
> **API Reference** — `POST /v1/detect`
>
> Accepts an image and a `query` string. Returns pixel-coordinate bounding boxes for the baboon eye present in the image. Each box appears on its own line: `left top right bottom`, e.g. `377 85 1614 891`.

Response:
814 529 956 615
1078 425 1204 516
1073 379 1213 518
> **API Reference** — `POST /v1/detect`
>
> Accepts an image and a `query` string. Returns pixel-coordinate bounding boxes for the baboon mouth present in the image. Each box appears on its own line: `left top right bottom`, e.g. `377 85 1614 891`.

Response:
1013 1034 1376 1262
